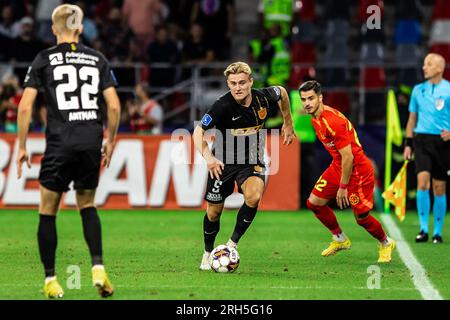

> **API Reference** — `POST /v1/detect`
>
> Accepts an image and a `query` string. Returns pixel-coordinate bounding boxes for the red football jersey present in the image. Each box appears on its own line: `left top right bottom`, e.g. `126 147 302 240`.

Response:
312 105 369 168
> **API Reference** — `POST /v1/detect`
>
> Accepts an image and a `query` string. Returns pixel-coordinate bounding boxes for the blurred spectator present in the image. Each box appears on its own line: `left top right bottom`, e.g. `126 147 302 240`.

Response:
35 0 62 44
99 7 135 62
191 0 235 61
0 5 21 38
258 0 295 38
127 82 164 134
8 17 46 62
146 24 180 87
74 1 98 45
0 32 12 61
122 0 164 52
164 0 196 31
182 23 214 64
0 74 22 133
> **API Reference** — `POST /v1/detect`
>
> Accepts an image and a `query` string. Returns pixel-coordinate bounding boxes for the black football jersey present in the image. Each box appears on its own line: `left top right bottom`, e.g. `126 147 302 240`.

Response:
200 87 281 165
23 42 117 150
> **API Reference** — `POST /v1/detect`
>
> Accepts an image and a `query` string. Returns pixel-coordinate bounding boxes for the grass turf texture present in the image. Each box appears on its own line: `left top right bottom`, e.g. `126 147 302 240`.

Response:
0 209 448 300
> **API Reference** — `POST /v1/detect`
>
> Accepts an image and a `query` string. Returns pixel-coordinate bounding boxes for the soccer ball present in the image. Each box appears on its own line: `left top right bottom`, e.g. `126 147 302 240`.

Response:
210 245 240 273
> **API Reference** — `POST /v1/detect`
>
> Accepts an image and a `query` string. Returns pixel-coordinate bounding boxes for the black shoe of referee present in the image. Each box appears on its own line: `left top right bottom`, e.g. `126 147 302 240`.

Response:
415 230 429 243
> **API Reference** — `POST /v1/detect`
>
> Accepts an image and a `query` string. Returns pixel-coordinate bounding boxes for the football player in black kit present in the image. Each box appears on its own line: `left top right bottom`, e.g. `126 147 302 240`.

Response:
16 4 120 298
193 62 295 270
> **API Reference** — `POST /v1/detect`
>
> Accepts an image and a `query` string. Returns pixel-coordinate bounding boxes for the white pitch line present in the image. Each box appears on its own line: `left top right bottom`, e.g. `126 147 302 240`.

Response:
381 214 443 300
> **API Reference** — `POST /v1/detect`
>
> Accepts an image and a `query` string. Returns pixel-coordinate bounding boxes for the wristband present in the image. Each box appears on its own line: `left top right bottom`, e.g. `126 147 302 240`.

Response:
339 183 348 189
404 137 413 149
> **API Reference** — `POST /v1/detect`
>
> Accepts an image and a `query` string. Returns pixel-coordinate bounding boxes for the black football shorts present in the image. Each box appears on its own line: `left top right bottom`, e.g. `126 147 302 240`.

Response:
414 134 450 180
39 147 102 193
204 164 266 204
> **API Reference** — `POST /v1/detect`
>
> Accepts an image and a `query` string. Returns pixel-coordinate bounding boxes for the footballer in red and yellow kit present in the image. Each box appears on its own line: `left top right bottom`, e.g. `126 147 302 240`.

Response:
298 80 396 263
311 105 375 215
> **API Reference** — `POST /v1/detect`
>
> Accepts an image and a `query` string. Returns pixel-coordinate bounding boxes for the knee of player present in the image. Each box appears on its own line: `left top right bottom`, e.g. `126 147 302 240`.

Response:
417 180 431 190
245 192 262 207
306 198 322 211
432 183 446 196
355 212 370 225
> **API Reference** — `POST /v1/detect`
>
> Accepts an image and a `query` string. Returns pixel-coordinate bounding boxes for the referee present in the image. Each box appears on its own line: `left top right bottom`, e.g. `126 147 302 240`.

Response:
404 53 450 244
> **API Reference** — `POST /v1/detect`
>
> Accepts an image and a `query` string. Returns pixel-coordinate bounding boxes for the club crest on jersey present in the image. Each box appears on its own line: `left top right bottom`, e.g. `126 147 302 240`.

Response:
349 193 360 205
435 98 445 111
201 114 212 126
49 53 64 65
258 108 267 120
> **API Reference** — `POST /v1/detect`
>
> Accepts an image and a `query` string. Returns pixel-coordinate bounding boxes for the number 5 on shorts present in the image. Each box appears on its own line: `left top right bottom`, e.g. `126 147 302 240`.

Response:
314 176 328 192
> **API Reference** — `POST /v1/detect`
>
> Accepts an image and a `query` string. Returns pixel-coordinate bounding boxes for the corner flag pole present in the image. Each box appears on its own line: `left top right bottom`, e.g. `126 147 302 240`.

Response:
384 89 403 213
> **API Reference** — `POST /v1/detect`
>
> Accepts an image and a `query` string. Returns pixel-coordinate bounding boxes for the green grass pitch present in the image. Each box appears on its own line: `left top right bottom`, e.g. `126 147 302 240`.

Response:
0 209 448 300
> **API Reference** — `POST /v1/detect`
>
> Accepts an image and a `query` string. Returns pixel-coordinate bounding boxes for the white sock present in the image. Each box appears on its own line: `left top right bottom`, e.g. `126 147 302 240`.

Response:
381 237 391 247
227 239 237 248
332 232 347 243
92 264 105 270
45 276 57 284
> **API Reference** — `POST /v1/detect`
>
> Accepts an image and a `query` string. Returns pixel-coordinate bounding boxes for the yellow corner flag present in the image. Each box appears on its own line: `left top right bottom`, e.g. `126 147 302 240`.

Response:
382 161 408 222
387 89 403 147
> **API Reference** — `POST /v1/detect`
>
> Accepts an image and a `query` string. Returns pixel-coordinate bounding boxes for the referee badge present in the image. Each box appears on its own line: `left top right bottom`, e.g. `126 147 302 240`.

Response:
435 99 445 111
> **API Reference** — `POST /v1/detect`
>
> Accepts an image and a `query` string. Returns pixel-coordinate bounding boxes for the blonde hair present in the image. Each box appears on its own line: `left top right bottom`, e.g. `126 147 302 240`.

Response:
224 62 252 78
52 4 83 33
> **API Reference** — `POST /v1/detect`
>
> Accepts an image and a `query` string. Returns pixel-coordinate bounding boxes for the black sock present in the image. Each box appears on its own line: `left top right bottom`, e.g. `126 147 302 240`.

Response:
231 203 258 243
80 207 103 266
37 215 57 278
203 214 220 252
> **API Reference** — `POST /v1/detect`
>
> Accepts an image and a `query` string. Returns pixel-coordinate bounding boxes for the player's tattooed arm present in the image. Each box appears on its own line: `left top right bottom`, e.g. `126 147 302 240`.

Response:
276 86 295 145
16 87 38 178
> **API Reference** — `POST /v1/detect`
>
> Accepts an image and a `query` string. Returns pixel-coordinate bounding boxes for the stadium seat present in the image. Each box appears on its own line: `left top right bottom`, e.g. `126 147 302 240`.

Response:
360 42 384 65
323 68 349 87
289 66 316 89
323 91 351 115
292 20 316 43
430 20 450 44
395 0 422 20
432 0 450 21
364 92 386 123
395 44 422 67
296 0 316 21
291 42 317 63
323 0 350 20
358 0 384 23
360 24 385 44
394 20 421 44
429 43 450 61
325 19 350 44
324 42 349 66
360 67 386 89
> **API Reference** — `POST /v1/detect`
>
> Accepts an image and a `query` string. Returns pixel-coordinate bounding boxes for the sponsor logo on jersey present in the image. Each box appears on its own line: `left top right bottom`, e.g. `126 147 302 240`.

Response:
258 108 267 120
349 193 360 205
231 124 263 136
65 52 99 66
49 53 64 65
201 114 213 126
206 192 222 202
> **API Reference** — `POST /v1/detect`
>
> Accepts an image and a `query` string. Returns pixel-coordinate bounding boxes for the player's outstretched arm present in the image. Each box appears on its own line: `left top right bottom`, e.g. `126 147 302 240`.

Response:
102 87 121 168
193 126 224 180
16 87 38 178
277 86 295 145
404 112 417 160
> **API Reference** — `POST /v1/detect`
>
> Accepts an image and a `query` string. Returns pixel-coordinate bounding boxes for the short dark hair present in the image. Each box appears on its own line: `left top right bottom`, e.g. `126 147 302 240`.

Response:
298 80 322 95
